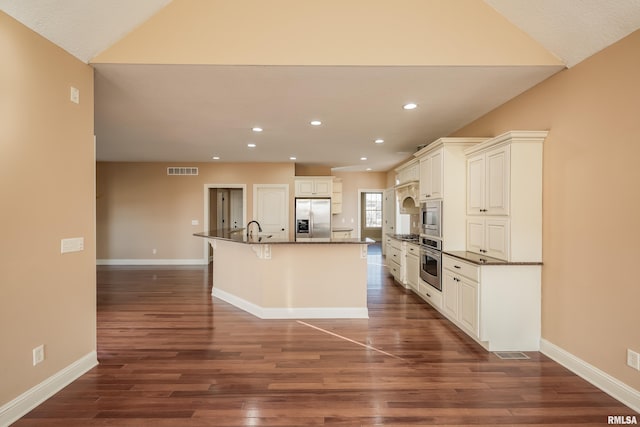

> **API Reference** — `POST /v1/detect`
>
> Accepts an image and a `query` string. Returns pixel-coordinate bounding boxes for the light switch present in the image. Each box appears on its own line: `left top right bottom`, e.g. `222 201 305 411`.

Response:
61 237 84 253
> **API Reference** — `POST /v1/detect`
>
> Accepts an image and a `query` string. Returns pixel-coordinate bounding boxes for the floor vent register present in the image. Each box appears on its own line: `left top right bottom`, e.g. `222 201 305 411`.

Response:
494 351 530 360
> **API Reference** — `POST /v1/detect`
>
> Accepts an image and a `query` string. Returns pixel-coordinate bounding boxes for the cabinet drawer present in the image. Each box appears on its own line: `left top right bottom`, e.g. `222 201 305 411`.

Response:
389 238 402 250
406 243 420 256
388 260 401 279
443 255 478 282
388 246 402 263
419 280 443 309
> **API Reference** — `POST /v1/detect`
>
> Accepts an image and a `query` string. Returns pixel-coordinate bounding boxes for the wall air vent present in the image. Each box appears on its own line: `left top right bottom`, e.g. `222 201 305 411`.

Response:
167 167 199 176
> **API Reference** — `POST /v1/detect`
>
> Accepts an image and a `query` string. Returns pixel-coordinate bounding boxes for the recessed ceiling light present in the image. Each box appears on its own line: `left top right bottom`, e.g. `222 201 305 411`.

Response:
212 156 220 160
310 120 322 126
366 168 372 171
247 143 256 148
289 156 297 160
374 139 384 144
360 157 367 161
403 103 418 110
252 127 263 132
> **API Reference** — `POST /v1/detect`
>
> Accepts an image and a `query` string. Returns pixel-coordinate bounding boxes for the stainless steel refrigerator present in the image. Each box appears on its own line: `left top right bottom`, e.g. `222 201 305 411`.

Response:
295 198 331 242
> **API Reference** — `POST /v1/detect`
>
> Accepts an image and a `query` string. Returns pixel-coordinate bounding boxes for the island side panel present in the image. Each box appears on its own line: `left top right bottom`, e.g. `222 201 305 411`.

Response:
260 244 367 309
211 239 264 307
209 239 368 318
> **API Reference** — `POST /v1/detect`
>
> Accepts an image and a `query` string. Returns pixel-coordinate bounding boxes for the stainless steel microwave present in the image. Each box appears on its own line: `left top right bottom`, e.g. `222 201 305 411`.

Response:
421 200 442 238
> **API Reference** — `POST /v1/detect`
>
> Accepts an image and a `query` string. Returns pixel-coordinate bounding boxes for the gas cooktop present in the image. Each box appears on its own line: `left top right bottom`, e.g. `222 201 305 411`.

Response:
391 234 420 242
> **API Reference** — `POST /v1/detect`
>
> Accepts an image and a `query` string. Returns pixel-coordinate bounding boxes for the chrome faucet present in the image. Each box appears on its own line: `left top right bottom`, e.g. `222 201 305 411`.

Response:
246 220 262 238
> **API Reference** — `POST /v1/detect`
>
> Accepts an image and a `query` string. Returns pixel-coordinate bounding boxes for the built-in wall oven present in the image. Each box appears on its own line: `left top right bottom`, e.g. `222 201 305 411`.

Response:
421 200 442 238
420 235 442 291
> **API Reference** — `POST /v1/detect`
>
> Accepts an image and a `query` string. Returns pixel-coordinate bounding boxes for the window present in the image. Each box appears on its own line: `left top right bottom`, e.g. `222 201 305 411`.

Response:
365 193 382 228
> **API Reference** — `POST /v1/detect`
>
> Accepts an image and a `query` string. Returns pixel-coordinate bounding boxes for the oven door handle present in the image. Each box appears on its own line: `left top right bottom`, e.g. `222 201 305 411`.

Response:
420 247 441 259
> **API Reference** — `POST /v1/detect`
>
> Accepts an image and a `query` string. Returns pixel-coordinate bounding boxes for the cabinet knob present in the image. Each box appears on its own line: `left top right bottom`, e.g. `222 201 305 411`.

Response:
454 265 461 269
426 293 431 298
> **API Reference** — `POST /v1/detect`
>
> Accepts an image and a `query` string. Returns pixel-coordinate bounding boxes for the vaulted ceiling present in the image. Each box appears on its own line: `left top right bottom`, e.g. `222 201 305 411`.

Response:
2 0 640 171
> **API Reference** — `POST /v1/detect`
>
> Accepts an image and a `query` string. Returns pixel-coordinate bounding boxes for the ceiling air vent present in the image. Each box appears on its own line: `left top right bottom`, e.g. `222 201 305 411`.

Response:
167 167 199 176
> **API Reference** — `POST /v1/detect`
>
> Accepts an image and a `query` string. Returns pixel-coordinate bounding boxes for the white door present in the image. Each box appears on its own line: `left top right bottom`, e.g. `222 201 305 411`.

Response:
229 189 243 230
254 184 289 239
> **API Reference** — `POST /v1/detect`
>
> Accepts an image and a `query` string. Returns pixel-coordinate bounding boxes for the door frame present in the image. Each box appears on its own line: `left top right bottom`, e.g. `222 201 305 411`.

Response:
357 188 385 239
253 183 290 238
203 184 247 262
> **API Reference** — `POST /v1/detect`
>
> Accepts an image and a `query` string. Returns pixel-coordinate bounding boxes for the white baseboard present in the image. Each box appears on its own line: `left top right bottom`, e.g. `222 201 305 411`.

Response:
540 339 640 412
0 351 98 427
212 287 369 319
97 258 208 266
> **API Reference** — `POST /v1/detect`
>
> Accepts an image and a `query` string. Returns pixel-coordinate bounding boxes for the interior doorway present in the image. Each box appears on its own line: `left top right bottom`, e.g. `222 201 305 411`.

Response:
359 190 384 241
204 184 246 261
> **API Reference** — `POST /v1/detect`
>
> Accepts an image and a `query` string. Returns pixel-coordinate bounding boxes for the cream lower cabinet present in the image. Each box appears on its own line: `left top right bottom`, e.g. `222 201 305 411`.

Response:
405 244 420 292
442 254 541 351
442 266 479 338
387 238 402 283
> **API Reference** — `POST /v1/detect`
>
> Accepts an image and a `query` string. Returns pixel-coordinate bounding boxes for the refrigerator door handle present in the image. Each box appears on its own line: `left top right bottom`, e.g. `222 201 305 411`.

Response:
309 211 314 238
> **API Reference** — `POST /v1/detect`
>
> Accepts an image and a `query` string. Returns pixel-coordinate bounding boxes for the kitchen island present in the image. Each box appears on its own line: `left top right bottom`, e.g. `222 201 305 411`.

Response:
194 230 372 319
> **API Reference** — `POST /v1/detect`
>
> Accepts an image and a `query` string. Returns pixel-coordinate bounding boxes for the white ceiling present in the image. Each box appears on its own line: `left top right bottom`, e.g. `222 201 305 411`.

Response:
3 1 640 170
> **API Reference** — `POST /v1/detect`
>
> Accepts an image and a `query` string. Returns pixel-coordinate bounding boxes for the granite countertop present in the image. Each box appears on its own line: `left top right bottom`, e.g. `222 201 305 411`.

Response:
444 251 543 266
194 229 373 245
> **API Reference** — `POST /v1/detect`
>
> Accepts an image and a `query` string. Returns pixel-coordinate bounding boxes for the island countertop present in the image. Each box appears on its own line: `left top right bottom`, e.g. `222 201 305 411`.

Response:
194 229 374 244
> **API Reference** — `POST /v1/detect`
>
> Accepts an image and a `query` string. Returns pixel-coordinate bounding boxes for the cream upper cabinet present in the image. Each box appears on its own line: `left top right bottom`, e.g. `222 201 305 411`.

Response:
414 137 487 251
332 180 343 214
396 160 420 185
419 148 443 200
467 145 510 216
464 131 546 262
295 177 332 197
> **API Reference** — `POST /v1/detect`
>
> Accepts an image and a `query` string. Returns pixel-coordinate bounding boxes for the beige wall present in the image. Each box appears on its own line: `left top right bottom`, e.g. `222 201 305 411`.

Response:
0 12 96 406
97 162 295 260
333 172 387 237
97 165 388 260
452 30 640 390
92 0 561 67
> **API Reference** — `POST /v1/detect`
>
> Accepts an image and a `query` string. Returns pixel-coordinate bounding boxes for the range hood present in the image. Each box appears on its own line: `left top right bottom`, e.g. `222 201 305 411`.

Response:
395 181 419 214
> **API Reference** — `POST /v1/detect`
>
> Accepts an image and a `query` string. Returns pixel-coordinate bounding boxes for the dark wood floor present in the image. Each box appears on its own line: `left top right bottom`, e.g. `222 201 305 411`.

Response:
15 244 637 426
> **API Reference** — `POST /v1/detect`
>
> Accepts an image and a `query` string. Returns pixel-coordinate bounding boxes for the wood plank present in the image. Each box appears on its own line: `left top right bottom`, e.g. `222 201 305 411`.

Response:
13 244 637 425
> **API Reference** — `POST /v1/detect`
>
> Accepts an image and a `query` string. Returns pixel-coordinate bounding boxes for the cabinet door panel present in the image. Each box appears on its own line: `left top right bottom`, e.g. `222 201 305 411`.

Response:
485 146 509 215
419 158 431 200
429 150 443 199
314 180 332 196
459 279 478 337
467 154 484 214
442 271 459 319
485 218 509 260
466 218 485 255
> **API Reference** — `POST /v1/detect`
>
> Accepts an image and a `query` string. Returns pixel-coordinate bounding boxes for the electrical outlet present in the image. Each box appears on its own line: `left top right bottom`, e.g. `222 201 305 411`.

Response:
33 345 44 366
627 349 640 370
152 248 157 255
70 86 79 104
191 219 199 226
